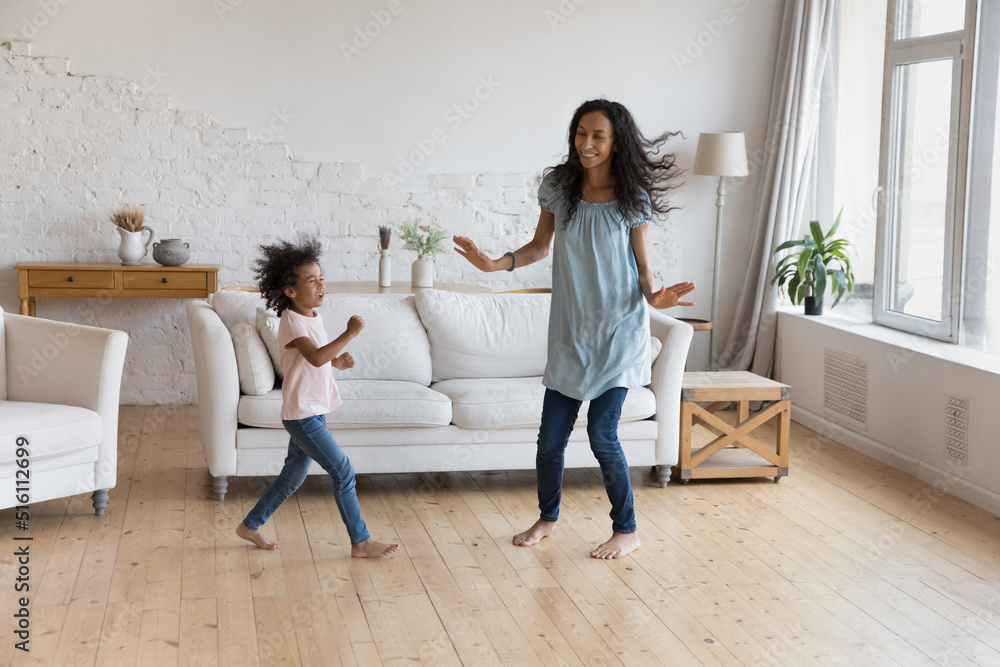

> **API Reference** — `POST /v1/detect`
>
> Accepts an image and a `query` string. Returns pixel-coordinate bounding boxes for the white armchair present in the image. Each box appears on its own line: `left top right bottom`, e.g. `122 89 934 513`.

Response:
0 306 128 515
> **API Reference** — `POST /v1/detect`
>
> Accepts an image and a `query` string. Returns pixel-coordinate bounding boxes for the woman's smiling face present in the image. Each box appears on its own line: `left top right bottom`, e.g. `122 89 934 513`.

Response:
575 111 616 170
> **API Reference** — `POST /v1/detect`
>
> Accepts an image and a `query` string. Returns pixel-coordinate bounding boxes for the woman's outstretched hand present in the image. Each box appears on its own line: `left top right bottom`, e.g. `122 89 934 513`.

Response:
453 235 496 272
647 282 696 309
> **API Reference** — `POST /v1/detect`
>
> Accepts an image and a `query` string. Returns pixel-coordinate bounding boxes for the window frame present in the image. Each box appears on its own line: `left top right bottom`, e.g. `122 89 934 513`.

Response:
873 0 976 342
961 0 1000 350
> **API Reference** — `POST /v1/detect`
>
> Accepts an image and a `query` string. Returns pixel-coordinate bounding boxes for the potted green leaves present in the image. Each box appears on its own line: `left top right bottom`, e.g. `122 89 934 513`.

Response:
771 209 854 315
400 220 448 288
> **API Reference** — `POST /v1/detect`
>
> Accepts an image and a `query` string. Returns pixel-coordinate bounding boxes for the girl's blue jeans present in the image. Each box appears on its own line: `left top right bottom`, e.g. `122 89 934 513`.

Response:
242 414 371 545
536 387 636 534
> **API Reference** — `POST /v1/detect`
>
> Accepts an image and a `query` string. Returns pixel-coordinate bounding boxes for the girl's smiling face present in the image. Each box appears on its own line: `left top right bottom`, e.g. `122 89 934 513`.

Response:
575 111 616 170
284 262 325 314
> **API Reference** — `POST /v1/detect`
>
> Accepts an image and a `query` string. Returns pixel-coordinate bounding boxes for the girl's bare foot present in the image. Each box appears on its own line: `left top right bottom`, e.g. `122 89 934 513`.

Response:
352 539 399 559
590 532 640 559
236 523 278 550
512 519 556 547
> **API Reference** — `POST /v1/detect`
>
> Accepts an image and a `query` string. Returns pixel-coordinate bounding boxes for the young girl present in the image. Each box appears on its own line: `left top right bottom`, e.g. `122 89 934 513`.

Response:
454 99 695 559
236 236 399 559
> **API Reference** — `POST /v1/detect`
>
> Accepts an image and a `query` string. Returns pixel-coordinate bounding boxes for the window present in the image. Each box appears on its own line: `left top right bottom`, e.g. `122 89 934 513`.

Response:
874 0 972 342
826 0 1000 354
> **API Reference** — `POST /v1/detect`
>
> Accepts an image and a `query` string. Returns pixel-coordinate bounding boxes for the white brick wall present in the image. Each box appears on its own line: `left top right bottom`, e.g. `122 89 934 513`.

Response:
0 42 677 405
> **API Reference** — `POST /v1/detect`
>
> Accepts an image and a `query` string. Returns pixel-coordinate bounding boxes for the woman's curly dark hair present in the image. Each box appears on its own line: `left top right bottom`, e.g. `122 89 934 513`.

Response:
253 235 322 316
547 99 683 225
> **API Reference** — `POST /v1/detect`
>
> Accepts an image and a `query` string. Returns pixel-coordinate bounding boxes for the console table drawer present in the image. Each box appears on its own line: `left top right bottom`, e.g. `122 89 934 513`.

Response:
123 271 207 290
27 270 115 289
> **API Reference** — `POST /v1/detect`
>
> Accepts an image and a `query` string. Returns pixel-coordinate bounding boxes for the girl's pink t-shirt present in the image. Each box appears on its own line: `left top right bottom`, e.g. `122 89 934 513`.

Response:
277 308 343 421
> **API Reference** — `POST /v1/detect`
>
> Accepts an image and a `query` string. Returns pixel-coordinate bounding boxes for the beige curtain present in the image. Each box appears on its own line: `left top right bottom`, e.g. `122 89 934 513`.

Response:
717 0 837 375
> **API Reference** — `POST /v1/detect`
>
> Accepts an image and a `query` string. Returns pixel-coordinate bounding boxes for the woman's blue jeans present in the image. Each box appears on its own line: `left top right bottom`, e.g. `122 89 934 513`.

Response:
536 387 636 534
242 414 371 545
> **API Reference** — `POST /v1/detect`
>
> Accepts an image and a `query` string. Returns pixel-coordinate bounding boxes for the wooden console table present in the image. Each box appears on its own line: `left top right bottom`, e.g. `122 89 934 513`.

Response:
16 262 220 316
222 280 492 295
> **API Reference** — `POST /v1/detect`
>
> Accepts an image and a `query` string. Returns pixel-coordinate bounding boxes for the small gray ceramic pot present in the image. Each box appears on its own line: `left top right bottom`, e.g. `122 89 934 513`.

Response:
152 239 190 267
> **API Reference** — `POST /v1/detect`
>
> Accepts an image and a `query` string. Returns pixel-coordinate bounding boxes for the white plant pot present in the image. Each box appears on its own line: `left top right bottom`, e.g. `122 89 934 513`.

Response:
411 255 433 288
378 249 392 287
117 226 154 266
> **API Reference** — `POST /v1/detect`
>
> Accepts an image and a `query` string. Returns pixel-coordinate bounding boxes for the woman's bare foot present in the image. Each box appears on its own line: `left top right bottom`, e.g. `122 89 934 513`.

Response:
352 539 399 559
590 532 640 559
512 519 556 547
236 523 278 550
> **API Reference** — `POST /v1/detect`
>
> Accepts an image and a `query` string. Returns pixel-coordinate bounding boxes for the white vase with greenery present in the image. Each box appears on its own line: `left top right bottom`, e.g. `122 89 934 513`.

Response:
400 220 447 289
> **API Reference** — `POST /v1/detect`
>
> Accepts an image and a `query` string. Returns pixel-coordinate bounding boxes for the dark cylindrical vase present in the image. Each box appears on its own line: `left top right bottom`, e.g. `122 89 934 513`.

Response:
804 296 823 316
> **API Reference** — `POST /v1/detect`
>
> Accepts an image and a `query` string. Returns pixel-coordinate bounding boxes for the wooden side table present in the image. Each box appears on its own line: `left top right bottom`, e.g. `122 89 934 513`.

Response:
678 318 712 332
675 371 791 483
16 262 220 316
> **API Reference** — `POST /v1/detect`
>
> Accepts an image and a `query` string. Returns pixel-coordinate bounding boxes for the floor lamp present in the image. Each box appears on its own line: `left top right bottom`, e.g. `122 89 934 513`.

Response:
693 132 748 371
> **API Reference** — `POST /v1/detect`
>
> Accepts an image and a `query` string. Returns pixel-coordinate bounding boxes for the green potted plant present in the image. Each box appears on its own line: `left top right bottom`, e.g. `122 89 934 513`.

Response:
770 208 854 315
400 219 448 288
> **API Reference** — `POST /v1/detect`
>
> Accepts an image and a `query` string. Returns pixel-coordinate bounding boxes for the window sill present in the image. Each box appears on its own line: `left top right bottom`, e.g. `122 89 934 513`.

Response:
777 305 1000 375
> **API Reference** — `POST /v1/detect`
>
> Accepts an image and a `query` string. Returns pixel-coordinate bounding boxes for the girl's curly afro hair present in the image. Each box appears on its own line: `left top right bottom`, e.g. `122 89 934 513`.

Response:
253 235 322 316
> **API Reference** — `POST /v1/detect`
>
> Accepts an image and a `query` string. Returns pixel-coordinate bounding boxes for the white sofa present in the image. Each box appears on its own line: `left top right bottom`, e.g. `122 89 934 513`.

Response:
0 306 128 515
186 289 693 500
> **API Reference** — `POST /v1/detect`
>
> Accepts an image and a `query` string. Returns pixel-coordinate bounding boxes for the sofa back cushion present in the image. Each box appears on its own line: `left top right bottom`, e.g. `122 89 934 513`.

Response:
414 289 550 382
320 295 432 385
231 322 276 395
209 289 266 332
211 290 432 386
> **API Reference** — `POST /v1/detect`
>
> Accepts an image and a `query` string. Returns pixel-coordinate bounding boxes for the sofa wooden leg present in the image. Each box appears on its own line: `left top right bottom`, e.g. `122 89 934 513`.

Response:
213 476 228 501
92 489 109 515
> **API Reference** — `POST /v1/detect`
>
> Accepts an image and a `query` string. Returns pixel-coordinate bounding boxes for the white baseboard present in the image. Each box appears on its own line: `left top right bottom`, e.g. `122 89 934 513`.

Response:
792 404 1000 518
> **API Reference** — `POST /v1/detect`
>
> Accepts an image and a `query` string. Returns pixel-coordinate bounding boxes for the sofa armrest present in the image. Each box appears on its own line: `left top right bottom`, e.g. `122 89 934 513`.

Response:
186 301 240 477
4 311 128 490
648 308 693 467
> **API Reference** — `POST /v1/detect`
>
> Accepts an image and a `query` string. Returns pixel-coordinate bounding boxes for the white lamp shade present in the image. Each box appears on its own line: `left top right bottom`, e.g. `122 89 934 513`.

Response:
693 132 749 177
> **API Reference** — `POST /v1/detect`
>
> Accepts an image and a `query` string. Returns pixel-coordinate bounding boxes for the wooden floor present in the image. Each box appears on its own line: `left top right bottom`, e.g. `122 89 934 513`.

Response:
2 406 1000 666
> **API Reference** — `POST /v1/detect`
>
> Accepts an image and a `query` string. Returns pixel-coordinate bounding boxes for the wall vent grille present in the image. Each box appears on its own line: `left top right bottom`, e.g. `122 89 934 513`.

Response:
823 348 868 428
944 394 969 465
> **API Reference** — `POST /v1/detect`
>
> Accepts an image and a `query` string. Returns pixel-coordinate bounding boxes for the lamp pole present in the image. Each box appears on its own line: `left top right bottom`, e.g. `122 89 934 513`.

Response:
693 131 747 372
709 175 726 372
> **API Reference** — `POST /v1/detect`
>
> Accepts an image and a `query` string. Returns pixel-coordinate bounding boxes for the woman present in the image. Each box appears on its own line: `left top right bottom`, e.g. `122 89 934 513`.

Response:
454 99 695 559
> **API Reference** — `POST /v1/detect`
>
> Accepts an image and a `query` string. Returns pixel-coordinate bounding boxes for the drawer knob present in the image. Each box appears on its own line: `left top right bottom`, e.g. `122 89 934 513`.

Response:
161 278 168 284
67 276 74 282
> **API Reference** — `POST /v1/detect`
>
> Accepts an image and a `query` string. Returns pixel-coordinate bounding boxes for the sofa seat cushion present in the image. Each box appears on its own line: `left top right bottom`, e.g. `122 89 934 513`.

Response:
431 377 656 429
0 401 102 468
237 380 452 429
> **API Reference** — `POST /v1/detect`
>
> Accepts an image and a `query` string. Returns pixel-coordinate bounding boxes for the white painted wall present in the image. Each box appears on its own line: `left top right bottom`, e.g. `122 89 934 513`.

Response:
0 0 782 402
777 311 1000 516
